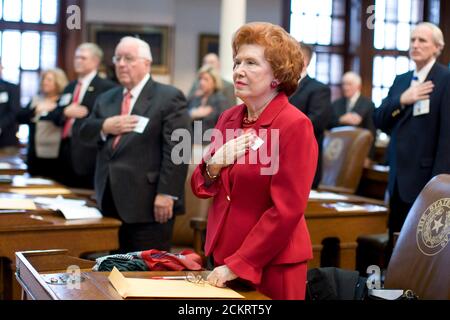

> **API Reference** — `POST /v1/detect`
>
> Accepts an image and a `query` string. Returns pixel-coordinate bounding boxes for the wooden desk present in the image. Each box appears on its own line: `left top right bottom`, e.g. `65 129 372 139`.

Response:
191 195 388 271
0 156 27 176
0 209 121 300
15 250 269 300
0 180 95 204
357 164 389 200
305 201 387 270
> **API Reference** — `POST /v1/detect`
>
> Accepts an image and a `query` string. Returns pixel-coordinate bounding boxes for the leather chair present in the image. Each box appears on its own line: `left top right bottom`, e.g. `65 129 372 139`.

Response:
383 174 450 299
319 126 374 194
171 145 211 257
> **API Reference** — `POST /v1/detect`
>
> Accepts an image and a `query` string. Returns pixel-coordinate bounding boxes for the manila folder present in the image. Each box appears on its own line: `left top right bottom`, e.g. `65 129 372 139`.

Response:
108 267 244 299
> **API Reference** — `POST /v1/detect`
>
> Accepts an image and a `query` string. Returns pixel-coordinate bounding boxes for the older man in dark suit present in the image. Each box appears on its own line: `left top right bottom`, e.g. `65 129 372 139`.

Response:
289 43 332 188
0 61 20 156
373 22 450 257
80 37 190 252
329 71 376 159
46 43 116 188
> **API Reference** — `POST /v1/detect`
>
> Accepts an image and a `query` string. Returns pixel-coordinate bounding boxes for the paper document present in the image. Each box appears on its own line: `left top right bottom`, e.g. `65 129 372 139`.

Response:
0 198 37 210
108 267 244 299
0 163 12 169
58 205 103 220
369 289 404 300
323 202 367 212
34 196 86 208
33 196 100 220
309 190 349 201
12 176 54 187
8 187 72 195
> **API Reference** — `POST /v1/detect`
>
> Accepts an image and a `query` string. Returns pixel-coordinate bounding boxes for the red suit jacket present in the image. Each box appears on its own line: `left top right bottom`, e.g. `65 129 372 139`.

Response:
191 93 317 285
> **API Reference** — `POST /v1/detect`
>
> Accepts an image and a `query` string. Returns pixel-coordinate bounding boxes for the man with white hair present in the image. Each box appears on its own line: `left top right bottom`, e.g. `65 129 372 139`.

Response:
47 42 116 188
80 37 190 252
329 71 376 157
374 22 450 258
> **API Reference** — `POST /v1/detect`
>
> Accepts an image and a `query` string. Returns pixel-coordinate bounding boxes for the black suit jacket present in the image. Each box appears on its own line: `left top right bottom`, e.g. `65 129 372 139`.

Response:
289 75 332 188
0 79 20 148
79 77 191 224
330 95 376 158
329 96 376 133
46 75 116 176
373 62 450 203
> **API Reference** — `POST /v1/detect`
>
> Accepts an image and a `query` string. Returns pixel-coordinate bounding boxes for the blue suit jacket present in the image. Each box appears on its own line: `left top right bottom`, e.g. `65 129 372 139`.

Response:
373 62 450 203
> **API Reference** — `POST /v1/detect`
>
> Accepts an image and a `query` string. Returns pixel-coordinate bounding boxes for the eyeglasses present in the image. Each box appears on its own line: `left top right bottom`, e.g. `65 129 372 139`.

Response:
185 272 206 285
112 55 145 64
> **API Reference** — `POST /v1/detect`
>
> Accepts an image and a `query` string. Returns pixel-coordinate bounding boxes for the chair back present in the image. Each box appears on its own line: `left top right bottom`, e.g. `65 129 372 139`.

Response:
385 174 450 299
319 126 373 194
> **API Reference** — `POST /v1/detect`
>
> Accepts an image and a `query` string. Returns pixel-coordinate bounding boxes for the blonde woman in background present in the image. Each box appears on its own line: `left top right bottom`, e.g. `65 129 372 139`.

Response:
188 65 228 143
17 68 68 179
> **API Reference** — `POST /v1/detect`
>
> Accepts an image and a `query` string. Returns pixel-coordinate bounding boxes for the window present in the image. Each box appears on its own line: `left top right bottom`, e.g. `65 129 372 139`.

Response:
371 0 423 107
0 0 60 106
0 0 60 143
289 0 346 100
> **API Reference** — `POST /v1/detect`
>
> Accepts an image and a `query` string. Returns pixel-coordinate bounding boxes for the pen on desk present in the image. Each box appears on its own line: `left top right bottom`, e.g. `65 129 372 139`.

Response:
0 209 27 214
150 276 186 280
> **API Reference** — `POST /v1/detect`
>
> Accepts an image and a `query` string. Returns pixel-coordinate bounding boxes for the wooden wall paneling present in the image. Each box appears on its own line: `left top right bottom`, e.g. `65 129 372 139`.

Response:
57 0 84 81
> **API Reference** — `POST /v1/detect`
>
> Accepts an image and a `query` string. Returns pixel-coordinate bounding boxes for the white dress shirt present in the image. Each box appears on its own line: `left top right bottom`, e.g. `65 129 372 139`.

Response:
346 92 361 112
412 58 436 84
122 73 150 113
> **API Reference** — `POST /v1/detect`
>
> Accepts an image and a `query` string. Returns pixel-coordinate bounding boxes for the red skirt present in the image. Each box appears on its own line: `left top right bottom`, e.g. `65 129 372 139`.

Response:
256 262 308 300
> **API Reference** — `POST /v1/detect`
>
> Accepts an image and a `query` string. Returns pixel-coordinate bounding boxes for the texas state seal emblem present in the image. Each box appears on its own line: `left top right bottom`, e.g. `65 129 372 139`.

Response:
416 198 450 256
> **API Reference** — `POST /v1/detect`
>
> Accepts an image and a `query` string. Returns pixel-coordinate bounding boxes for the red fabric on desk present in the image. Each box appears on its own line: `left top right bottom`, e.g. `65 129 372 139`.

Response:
139 249 203 271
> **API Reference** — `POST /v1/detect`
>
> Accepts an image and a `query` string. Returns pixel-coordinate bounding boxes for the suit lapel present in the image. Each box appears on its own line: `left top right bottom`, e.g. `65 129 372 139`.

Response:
106 89 126 154
80 75 98 107
67 81 76 95
338 98 347 115
130 78 155 117
299 75 311 91
399 71 415 121
424 62 439 108
352 97 363 114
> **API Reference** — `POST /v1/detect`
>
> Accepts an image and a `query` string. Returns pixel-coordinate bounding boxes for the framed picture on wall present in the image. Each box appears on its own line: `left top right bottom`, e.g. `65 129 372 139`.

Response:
198 34 219 68
88 23 172 78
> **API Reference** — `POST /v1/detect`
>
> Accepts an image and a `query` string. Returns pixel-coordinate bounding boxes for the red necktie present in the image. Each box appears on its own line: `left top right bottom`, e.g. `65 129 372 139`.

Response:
112 91 132 149
62 81 82 139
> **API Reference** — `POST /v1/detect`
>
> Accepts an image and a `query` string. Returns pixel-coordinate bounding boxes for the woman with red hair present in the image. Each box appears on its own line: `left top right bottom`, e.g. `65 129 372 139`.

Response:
191 22 318 299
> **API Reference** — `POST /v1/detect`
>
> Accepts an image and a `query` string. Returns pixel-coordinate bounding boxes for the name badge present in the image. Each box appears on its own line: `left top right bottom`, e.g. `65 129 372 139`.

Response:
59 93 72 106
0 92 9 104
133 116 150 134
413 99 430 116
250 136 264 151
